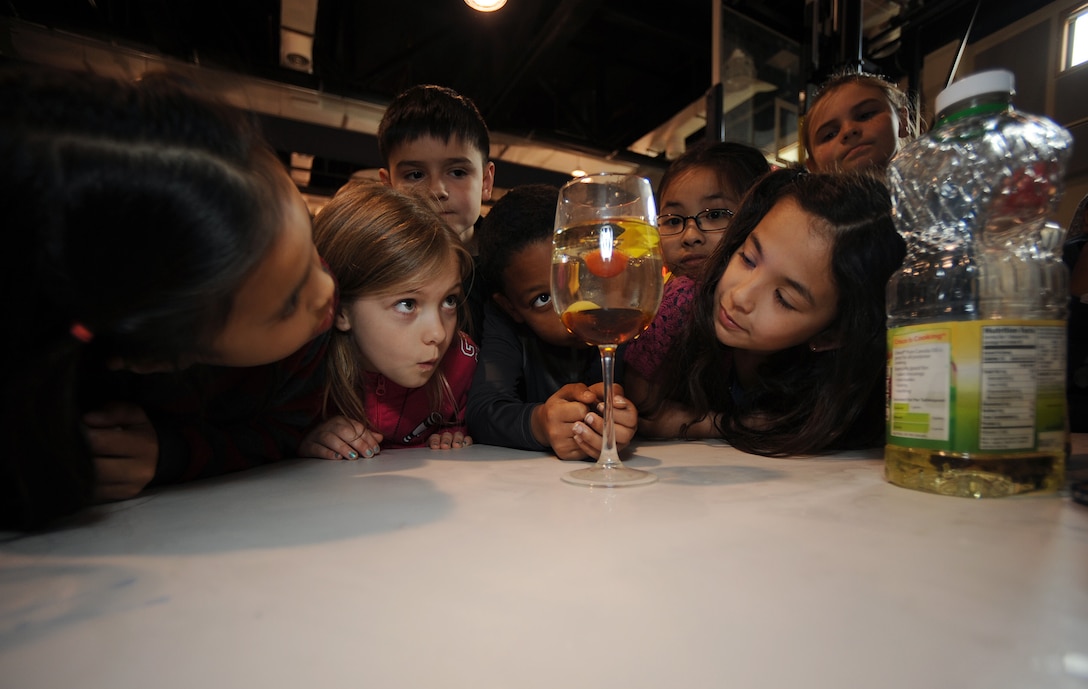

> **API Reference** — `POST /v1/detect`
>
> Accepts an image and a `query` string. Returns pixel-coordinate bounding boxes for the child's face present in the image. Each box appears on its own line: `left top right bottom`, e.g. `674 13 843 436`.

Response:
713 197 839 355
806 82 904 173
658 166 741 278
204 186 337 367
380 135 495 242
336 261 462 389
494 240 588 349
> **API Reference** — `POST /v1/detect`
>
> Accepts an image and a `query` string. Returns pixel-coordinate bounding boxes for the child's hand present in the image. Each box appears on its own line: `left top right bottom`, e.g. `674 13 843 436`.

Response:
428 430 473 450
571 383 638 456
83 403 159 501
299 415 383 460
532 383 600 460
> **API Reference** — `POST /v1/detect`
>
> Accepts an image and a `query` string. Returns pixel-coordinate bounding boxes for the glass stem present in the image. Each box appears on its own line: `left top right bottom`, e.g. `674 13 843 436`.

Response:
597 344 622 470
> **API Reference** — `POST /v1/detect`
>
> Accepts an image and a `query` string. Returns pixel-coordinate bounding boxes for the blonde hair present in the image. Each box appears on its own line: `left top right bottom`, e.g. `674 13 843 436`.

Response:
313 181 473 427
801 70 922 165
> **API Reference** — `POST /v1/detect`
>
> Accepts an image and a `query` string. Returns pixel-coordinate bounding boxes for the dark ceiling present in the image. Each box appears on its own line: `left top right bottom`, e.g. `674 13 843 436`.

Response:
0 0 1054 194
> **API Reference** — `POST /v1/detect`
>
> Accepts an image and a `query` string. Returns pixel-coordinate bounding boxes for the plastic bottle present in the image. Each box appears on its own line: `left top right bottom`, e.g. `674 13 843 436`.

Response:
884 69 1073 498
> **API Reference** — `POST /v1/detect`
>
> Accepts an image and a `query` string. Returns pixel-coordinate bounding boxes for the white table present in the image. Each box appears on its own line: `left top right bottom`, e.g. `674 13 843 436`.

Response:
2 439 1086 689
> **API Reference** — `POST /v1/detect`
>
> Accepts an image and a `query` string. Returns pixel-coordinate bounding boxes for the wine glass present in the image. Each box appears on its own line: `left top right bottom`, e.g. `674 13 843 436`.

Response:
551 173 664 486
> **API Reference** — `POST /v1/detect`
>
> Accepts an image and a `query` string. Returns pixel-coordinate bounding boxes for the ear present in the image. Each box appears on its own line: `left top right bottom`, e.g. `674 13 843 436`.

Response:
481 161 496 202
378 168 393 187
807 330 841 353
492 292 525 323
334 308 353 332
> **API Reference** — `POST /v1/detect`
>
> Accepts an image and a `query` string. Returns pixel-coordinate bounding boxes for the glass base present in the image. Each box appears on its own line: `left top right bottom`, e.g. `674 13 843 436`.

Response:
562 465 657 487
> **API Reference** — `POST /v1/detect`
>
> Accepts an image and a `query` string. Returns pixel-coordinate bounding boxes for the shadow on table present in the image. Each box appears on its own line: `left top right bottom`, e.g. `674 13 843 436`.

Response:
0 458 454 557
652 464 782 486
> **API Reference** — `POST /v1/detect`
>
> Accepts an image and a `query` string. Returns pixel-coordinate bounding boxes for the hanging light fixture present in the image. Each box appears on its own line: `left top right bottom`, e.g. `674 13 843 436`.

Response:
464 0 507 12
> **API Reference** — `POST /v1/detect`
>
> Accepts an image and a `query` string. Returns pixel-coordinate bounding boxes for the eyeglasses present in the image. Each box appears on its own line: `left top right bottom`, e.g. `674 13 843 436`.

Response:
655 208 735 236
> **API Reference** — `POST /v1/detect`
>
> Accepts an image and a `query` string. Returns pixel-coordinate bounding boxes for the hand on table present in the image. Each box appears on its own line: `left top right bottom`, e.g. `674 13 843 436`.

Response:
300 415 383 460
571 382 637 458
532 383 637 460
83 403 159 501
428 430 473 450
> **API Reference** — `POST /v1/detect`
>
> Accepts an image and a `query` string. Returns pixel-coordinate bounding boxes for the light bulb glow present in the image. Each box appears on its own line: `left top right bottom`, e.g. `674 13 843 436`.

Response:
464 0 507 12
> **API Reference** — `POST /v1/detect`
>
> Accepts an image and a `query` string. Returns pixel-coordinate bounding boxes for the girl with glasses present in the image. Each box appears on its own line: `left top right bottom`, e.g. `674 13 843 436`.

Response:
655 141 771 280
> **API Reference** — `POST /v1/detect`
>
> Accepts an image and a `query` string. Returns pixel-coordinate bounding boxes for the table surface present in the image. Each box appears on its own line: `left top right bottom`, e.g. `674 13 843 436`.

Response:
2 439 1087 689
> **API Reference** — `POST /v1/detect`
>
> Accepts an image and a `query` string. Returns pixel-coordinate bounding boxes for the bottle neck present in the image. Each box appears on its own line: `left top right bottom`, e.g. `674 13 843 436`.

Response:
935 93 1013 127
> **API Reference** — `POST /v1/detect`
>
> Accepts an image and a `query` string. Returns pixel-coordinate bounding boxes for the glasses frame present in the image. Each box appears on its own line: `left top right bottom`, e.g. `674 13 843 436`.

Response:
655 208 736 236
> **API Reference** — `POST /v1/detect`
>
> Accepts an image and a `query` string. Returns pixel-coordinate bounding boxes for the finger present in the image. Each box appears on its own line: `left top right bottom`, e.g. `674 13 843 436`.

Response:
84 426 128 456
93 456 155 500
83 403 150 428
300 439 346 460
572 420 603 454
84 426 156 458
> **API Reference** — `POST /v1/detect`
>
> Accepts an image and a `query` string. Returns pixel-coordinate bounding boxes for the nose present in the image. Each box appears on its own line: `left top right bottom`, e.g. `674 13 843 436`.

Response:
729 275 756 314
421 309 449 346
841 120 862 143
681 217 705 246
428 177 449 201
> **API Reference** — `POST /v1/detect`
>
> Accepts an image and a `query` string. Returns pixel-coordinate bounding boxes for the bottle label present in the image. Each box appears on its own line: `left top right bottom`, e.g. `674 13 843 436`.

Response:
887 320 1066 454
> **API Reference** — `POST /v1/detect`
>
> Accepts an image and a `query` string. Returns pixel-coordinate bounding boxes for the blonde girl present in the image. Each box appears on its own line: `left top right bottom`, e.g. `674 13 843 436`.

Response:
301 182 477 459
802 70 919 174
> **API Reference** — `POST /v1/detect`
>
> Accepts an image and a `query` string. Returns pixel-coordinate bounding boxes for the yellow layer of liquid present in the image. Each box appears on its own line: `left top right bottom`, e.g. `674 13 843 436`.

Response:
884 445 1065 498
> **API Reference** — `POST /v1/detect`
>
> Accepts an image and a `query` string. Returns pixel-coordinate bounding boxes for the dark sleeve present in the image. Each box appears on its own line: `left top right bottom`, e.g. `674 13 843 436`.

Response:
148 332 329 484
465 302 549 451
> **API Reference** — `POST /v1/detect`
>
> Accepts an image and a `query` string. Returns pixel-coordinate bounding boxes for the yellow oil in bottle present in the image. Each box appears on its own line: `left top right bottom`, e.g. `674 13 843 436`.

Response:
884 445 1064 498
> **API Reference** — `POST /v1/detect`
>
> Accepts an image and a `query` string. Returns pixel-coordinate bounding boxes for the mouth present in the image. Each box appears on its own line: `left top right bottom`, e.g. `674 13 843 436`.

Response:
718 306 744 332
844 144 872 161
418 359 438 371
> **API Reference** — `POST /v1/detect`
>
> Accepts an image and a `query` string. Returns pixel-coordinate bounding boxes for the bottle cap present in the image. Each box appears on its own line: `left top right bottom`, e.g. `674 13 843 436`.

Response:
935 69 1015 118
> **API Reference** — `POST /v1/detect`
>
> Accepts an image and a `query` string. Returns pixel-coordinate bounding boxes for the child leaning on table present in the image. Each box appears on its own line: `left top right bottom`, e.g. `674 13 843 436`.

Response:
627 167 906 456
299 182 477 460
465 184 638 460
0 66 337 531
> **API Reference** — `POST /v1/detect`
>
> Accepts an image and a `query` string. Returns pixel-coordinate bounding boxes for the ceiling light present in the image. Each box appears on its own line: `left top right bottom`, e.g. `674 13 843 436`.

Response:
464 0 507 12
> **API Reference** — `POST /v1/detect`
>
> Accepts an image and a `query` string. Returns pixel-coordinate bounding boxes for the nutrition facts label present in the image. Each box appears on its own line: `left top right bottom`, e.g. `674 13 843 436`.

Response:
889 331 950 441
888 320 1066 453
980 326 1046 448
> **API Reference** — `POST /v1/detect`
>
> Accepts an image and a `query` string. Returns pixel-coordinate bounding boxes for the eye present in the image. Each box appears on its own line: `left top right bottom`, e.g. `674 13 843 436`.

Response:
774 289 796 311
657 215 684 229
403 171 425 182
394 299 417 314
531 293 552 309
737 250 755 268
442 293 461 310
449 168 469 178
704 209 733 221
857 108 879 121
819 127 838 143
280 291 300 319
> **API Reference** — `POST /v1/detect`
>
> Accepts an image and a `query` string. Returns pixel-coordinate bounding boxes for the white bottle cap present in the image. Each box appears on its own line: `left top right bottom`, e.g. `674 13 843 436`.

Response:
935 69 1015 117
